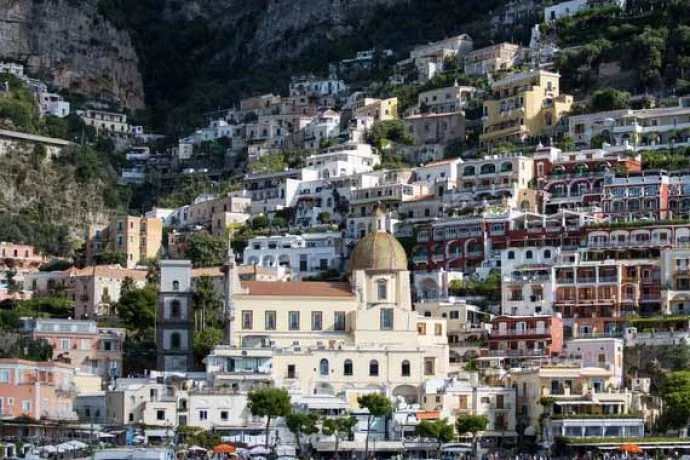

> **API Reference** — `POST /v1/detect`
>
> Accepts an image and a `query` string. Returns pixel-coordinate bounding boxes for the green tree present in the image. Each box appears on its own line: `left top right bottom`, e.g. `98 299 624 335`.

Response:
415 418 455 455
321 416 357 455
251 215 269 230
120 276 136 294
4 269 22 298
192 327 223 365
95 251 127 266
247 388 292 448
456 414 488 459
272 216 287 229
144 259 160 287
193 276 223 331
357 392 393 459
186 233 227 268
317 211 332 224
556 135 576 152
367 120 406 149
661 371 690 429
589 88 631 112
117 287 157 331
285 412 320 455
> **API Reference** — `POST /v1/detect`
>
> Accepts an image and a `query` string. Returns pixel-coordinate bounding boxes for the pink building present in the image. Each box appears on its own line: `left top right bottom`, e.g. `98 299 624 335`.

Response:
22 319 125 379
0 359 78 421
0 242 45 267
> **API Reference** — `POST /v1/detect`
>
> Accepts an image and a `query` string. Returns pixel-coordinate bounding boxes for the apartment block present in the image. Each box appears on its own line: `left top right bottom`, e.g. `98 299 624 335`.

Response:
87 216 163 268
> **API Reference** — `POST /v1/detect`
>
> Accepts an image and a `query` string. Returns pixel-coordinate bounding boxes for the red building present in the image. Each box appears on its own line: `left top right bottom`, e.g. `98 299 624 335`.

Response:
533 146 641 214
486 315 564 360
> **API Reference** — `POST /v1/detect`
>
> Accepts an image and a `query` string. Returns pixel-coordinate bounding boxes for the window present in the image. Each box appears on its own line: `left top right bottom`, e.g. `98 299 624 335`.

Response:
170 333 181 350
435 324 443 336
242 311 253 329
369 360 379 376
265 311 276 330
170 300 181 319
417 323 427 335
156 410 165 421
61 339 71 350
525 250 533 260
380 309 394 330
199 410 208 421
377 279 388 300
289 312 300 330
450 311 460 320
319 359 329 376
544 249 552 259
0 370 9 383
507 251 515 260
334 312 346 331
312 311 323 331
220 410 229 421
172 281 180 291
424 358 434 376
22 400 30 413
344 359 353 376
401 360 411 377
287 364 296 379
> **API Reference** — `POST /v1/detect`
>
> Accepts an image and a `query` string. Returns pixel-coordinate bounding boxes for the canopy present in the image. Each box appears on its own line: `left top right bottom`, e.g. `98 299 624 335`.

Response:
249 446 271 455
619 443 643 454
215 443 237 454
188 445 208 452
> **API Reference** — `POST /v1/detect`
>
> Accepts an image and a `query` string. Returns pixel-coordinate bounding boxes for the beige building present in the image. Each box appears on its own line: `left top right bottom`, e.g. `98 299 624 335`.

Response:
87 216 163 268
354 97 399 121
76 109 131 137
481 70 573 147
404 111 465 146
70 266 148 319
207 210 450 410
417 85 477 114
464 43 522 76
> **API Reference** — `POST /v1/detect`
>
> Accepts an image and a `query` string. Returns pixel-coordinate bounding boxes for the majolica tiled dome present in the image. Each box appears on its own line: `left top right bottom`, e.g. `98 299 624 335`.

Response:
349 230 408 272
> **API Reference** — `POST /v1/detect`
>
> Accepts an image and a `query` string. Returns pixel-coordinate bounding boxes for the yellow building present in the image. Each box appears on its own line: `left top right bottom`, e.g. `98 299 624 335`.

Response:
480 70 572 147
87 216 163 268
206 210 449 409
354 97 399 121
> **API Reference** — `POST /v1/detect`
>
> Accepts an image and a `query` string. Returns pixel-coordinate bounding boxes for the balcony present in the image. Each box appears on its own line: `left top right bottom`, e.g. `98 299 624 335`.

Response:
491 328 551 337
432 253 446 262
490 402 513 410
413 255 429 264
486 349 548 357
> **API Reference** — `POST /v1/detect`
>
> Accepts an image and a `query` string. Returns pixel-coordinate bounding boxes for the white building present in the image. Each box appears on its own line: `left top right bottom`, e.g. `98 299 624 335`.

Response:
0 62 24 77
416 85 477 114
563 337 624 387
306 143 380 179
180 119 235 146
501 246 559 316
77 109 131 137
38 93 70 118
242 233 343 279
544 0 626 22
288 75 347 98
245 168 319 215
303 110 341 150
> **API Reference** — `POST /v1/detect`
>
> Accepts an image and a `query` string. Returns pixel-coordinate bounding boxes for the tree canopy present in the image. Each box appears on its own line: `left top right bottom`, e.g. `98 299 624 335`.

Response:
248 388 292 447
117 286 157 331
186 232 228 268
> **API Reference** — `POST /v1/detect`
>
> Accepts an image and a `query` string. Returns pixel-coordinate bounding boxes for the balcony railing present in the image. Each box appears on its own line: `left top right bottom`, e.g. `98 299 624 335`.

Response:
491 328 551 336
486 349 548 357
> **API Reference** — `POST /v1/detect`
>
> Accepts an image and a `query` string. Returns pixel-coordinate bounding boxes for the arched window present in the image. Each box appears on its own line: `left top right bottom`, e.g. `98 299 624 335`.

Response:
377 279 388 300
172 281 180 292
369 360 379 377
344 359 353 376
507 251 515 260
525 250 533 260
319 359 329 376
401 360 411 377
544 249 552 259
170 300 181 319
170 332 181 350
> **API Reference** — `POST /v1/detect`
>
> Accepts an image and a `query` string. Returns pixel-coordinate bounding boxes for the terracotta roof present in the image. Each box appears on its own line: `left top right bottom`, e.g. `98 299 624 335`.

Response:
416 411 441 420
191 264 276 278
65 266 147 281
240 281 354 298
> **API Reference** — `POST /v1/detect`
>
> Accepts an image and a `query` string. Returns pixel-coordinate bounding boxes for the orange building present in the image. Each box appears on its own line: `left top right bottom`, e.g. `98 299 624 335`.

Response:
0 359 78 421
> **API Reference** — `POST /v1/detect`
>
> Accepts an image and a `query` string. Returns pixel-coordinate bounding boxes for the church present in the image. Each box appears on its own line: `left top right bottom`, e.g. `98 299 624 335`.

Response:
159 210 450 407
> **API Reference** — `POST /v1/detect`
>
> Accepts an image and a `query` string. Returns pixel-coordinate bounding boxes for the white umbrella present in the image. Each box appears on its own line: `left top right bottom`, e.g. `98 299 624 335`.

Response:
40 445 57 453
188 445 208 452
249 446 271 455
97 432 116 439
67 440 89 449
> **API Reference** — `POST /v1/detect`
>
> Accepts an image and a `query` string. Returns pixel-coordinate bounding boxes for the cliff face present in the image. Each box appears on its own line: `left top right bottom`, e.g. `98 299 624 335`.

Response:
164 0 404 65
0 0 144 110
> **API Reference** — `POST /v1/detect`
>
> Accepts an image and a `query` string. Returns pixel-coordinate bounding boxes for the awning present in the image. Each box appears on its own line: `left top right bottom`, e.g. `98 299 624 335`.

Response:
415 411 441 420
554 401 596 405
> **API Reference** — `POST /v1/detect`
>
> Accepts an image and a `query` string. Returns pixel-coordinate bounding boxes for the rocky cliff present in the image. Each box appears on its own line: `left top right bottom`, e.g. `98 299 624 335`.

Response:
0 0 144 110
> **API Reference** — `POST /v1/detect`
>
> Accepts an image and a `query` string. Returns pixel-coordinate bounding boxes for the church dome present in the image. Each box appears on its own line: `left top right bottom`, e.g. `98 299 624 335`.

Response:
349 231 408 272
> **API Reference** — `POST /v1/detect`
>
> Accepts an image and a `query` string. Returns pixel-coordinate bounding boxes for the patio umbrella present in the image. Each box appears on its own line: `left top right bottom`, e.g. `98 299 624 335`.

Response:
188 445 208 452
249 446 271 455
619 443 643 454
215 443 237 454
